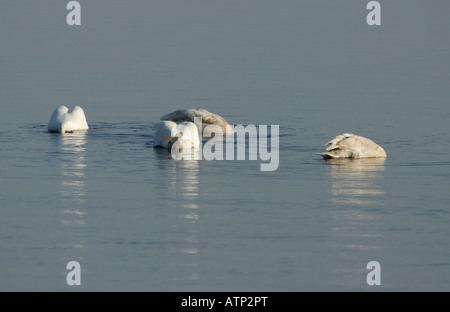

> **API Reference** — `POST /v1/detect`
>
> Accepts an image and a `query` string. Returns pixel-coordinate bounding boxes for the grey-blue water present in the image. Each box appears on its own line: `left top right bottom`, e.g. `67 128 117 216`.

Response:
1 1 450 291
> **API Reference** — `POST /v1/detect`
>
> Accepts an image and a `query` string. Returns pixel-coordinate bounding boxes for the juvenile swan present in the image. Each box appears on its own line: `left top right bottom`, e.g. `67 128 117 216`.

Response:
160 108 234 137
48 106 89 133
318 133 387 159
154 121 200 149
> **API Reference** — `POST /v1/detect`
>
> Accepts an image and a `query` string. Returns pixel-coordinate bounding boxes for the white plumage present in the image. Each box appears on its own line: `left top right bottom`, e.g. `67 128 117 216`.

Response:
318 133 387 159
48 106 89 133
160 108 234 138
154 120 200 149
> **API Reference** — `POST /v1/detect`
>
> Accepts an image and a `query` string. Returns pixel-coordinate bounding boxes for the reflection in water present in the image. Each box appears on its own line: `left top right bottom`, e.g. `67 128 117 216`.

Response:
56 133 87 265
155 150 200 289
327 158 386 206
324 158 386 285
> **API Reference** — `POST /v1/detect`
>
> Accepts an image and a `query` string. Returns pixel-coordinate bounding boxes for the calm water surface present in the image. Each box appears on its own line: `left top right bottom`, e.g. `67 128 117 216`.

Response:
1 1 450 291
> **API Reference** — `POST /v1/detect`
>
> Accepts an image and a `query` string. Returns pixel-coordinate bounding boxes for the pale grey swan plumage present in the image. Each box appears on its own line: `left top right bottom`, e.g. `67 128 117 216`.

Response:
318 133 387 159
160 108 234 138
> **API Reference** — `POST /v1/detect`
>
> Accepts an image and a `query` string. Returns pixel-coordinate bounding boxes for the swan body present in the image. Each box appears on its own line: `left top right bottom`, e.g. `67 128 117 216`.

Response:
48 106 89 133
318 133 386 159
160 108 234 137
154 121 200 149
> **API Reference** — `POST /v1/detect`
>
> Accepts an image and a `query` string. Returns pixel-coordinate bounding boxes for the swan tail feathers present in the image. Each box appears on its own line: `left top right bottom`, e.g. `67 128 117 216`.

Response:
317 152 334 159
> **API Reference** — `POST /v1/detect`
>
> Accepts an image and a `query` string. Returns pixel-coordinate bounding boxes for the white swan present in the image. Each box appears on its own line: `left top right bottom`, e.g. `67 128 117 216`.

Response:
154 120 200 149
318 133 387 159
48 106 89 133
160 108 234 138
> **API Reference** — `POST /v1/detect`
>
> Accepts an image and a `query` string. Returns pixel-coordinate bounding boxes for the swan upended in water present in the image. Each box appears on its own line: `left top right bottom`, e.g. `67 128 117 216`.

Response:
48 106 89 133
154 120 200 149
318 133 387 159
160 108 234 138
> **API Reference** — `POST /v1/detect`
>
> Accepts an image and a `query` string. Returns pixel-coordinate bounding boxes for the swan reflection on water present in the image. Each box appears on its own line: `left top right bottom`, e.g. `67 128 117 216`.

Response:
324 158 386 207
59 133 87 206
55 132 88 256
155 149 201 287
323 157 386 278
